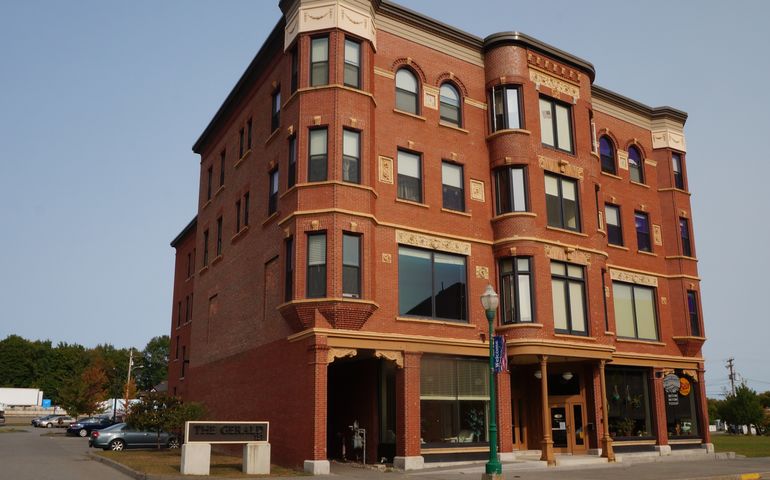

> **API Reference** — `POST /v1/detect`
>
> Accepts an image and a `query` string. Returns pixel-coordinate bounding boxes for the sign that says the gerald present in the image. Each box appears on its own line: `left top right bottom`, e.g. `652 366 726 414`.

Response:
185 421 269 444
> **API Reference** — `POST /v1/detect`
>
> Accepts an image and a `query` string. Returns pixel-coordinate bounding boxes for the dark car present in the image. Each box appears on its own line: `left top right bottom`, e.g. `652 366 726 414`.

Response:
89 423 180 451
67 416 115 437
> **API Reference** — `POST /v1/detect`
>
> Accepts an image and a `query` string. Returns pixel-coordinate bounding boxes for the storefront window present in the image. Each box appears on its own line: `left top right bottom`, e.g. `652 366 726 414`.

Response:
664 372 700 438
606 367 653 439
420 356 489 446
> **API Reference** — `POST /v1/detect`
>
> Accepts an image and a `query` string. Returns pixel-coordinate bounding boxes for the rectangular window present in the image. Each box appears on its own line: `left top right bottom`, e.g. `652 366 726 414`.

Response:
551 262 587 335
243 192 250 226
342 233 361 298
606 367 654 439
219 150 225 187
635 212 651 252
235 199 241 232
442 162 464 211
177 300 182 327
239 127 245 158
680 217 692 257
665 371 700 438
216 217 223 256
605 204 622 246
397 150 422 203
247 118 252 150
490 85 521 131
206 166 213 200
268 169 279 215
342 129 360 183
271 88 281 132
186 253 192 278
344 39 361 88
181 346 187 378
539 96 573 153
175 335 180 359
310 36 329 86
307 233 327 298
308 128 328 182
672 152 684 189
203 229 209 266
420 356 489 445
285 237 294 302
613 282 658 340
499 257 534 324
687 290 701 336
545 173 580 231
189 293 193 322
288 136 297 188
290 46 298 93
185 295 190 322
494 166 527 214
398 246 467 322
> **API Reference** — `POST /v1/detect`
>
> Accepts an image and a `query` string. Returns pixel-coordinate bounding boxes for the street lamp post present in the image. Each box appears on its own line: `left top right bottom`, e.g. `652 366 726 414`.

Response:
480 285 502 479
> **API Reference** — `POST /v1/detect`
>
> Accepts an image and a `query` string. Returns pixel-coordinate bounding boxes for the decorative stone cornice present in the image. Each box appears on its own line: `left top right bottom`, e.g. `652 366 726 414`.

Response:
610 268 658 287
538 155 583 179
544 245 591 265
529 68 580 100
396 229 471 255
284 0 377 50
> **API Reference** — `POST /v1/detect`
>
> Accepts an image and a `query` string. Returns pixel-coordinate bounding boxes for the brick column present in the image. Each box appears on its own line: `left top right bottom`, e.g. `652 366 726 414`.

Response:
304 341 330 475
697 366 711 444
652 368 669 448
496 369 514 457
394 351 423 470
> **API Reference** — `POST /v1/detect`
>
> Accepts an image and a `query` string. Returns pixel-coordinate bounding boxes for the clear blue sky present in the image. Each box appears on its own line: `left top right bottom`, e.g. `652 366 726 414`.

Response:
1 1 768 396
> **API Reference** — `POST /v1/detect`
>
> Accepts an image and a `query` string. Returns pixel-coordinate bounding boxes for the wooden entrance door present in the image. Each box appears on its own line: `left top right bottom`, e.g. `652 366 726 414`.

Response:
549 401 587 454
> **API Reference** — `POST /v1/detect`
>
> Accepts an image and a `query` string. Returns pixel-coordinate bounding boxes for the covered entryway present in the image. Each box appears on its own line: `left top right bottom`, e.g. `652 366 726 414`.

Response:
549 401 587 454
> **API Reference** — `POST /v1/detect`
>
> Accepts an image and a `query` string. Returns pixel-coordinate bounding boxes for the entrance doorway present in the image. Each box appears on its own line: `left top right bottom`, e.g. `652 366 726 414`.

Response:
550 402 587 454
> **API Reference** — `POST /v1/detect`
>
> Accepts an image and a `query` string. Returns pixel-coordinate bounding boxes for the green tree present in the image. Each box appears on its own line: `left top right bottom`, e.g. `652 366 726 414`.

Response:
0 335 38 387
708 398 723 423
126 392 205 448
758 391 770 409
136 336 169 392
58 366 108 418
719 384 765 435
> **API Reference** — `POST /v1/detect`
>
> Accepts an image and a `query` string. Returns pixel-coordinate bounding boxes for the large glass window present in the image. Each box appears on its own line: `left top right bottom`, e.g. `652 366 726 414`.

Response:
490 85 521 132
539 96 573 153
672 152 685 189
397 150 422 203
551 262 587 335
545 173 580 231
499 257 533 324
306 233 326 298
308 128 328 182
687 290 701 336
442 162 464 211
605 204 622 246
398 246 466 322
342 233 361 298
680 217 692 257
395 69 419 114
613 282 658 340
420 356 489 445
665 372 700 438
495 166 527 214
268 169 279 215
605 367 654 439
439 83 462 127
635 212 651 252
600 136 616 174
310 37 329 86
344 39 361 88
271 88 281 132
342 129 360 184
629 146 644 183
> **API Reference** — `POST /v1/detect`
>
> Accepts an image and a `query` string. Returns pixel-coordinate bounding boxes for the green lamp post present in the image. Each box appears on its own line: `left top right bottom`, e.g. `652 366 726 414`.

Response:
480 285 502 478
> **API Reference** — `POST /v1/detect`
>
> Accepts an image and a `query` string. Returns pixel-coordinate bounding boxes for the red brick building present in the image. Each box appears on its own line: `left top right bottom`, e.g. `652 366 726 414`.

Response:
168 0 709 473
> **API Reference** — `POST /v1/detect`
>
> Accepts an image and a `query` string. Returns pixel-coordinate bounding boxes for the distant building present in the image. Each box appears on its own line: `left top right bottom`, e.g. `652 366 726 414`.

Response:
168 0 708 473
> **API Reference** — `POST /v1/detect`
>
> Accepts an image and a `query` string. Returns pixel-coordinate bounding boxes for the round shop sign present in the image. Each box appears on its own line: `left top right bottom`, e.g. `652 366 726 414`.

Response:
663 373 681 394
679 377 691 396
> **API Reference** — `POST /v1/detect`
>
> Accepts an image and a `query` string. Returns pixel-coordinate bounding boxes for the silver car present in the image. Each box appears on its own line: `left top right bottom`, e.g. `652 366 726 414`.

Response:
88 423 180 451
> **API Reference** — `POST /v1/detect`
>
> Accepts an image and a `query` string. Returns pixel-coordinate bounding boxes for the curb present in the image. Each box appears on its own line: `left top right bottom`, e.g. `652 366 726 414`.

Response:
682 473 769 480
88 451 148 480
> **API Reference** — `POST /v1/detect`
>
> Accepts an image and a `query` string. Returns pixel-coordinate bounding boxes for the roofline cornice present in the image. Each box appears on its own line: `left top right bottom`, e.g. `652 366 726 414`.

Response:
592 84 688 124
170 216 198 247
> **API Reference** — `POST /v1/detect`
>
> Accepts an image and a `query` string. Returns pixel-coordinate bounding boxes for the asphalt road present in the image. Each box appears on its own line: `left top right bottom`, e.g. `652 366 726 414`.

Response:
0 427 131 480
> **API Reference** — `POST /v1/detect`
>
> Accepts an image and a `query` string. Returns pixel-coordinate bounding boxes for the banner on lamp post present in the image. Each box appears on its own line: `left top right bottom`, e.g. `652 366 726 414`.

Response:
493 336 508 373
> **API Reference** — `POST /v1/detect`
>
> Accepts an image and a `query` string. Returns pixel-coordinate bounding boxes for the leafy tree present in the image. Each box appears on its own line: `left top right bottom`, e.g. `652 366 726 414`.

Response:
718 384 765 435
58 366 108 418
758 391 770 409
136 336 169 391
707 398 723 423
126 392 205 448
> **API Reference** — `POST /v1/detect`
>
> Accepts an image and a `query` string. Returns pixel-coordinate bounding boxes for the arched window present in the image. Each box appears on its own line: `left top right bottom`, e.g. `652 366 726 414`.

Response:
628 146 644 183
599 136 616 174
395 69 419 114
439 83 461 126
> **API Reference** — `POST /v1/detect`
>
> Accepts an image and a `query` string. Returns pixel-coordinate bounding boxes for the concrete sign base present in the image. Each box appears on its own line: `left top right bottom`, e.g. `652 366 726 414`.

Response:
181 443 211 475
243 443 271 474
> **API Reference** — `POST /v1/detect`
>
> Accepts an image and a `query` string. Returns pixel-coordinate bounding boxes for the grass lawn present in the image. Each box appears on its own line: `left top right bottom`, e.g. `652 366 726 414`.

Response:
96 450 305 477
712 434 770 457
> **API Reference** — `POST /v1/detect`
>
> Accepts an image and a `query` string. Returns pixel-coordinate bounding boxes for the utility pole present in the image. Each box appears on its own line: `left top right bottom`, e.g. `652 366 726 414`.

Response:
726 358 736 396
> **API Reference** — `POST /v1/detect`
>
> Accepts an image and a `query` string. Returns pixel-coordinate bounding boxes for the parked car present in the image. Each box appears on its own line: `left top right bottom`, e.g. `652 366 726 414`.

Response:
66 416 115 437
89 423 180 451
32 414 71 428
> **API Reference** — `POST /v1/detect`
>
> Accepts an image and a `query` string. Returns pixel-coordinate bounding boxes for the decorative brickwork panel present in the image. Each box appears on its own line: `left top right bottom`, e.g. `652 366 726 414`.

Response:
395 230 471 255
